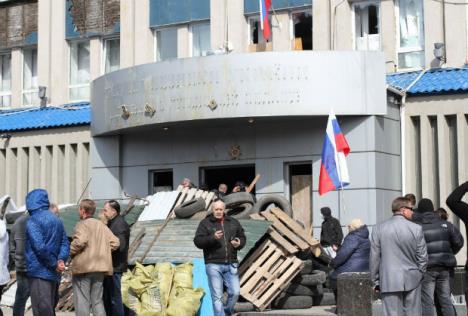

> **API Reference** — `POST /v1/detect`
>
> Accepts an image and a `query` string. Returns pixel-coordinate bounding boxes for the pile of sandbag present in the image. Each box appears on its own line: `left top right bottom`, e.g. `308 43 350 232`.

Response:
122 262 204 316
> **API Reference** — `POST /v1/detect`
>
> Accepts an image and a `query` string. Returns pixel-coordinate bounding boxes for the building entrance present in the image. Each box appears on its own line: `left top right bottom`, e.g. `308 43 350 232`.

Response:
200 165 256 194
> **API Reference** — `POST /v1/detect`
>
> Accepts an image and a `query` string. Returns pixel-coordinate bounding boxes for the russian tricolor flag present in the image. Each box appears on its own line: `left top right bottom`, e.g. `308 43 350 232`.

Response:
319 111 351 196
259 0 271 41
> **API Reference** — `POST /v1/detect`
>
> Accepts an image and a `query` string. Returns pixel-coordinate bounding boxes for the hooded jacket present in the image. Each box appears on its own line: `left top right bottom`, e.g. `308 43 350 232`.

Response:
320 207 343 247
25 189 70 281
330 225 370 279
194 214 246 264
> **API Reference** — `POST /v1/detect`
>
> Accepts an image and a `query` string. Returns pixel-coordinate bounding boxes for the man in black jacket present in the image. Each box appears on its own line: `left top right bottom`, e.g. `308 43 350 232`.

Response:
413 198 463 316
102 200 129 316
194 200 246 316
446 181 468 304
320 207 343 258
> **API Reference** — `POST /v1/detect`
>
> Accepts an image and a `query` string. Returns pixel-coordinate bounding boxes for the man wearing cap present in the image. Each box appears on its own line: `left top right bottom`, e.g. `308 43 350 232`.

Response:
370 196 427 316
320 207 343 258
408 198 463 316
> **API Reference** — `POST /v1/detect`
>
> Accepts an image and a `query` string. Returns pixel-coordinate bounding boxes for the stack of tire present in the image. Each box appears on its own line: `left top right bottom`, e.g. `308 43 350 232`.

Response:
271 261 326 309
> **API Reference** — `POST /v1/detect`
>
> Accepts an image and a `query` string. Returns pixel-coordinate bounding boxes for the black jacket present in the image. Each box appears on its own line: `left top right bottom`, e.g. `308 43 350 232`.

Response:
9 213 29 272
194 214 246 264
416 212 463 269
447 181 468 267
107 215 130 273
320 216 343 247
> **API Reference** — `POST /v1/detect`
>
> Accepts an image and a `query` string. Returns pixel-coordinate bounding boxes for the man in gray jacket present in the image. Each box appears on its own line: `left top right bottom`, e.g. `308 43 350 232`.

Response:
10 212 30 316
370 196 428 316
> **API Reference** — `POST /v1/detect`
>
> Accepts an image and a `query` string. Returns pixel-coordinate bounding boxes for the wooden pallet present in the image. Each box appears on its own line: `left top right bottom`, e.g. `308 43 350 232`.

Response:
173 185 216 212
252 208 320 254
239 239 304 311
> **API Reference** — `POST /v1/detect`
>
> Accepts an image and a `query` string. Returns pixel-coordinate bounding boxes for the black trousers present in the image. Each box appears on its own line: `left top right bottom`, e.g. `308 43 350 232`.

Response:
28 277 57 316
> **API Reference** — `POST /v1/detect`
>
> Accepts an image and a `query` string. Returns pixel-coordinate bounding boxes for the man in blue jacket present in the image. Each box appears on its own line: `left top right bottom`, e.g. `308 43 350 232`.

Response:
25 189 69 316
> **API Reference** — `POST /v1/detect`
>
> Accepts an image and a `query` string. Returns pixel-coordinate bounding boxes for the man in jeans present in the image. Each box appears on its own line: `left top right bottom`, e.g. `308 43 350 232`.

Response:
10 212 30 316
408 198 464 316
71 199 119 316
194 200 246 316
102 200 130 316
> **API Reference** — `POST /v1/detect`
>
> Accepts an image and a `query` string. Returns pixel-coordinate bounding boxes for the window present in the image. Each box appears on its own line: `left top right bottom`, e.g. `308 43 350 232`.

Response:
155 28 178 61
22 48 39 106
104 38 120 73
397 0 425 69
292 11 312 50
0 53 11 107
150 170 173 194
69 41 90 101
354 2 380 51
191 22 211 57
249 16 272 44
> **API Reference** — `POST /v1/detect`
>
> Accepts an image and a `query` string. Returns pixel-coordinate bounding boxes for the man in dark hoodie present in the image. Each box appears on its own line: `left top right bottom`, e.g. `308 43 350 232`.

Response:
194 200 246 316
25 189 69 316
320 207 343 258
411 198 463 316
446 181 468 304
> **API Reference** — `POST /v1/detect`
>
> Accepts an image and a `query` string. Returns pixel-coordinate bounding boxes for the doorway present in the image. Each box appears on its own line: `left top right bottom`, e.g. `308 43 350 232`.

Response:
287 162 312 230
200 165 256 194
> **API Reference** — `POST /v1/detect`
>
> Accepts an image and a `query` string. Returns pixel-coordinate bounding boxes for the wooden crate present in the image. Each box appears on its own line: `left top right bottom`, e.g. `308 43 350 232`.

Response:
239 239 304 311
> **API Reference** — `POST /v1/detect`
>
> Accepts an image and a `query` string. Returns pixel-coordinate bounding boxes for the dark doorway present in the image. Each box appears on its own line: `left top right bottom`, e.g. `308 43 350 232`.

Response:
288 163 312 230
200 165 256 194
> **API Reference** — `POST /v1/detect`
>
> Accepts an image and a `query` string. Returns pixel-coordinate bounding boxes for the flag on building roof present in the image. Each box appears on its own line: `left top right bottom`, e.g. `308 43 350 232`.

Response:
259 0 271 41
319 111 351 195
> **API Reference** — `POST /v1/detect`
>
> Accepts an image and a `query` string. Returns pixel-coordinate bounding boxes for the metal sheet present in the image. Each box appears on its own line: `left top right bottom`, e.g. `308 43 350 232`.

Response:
137 191 180 221
91 51 387 136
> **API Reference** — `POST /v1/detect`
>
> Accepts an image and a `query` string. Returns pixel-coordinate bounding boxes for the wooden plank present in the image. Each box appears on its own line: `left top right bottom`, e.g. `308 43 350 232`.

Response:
204 191 215 208
185 188 197 201
194 189 204 198
291 175 312 230
261 211 309 251
174 187 189 206
268 229 298 254
270 208 320 247
249 213 264 220
243 252 282 292
200 191 208 199
239 239 273 275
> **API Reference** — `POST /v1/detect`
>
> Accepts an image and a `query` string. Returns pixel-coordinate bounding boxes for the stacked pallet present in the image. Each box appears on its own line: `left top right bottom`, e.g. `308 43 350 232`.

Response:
239 208 321 311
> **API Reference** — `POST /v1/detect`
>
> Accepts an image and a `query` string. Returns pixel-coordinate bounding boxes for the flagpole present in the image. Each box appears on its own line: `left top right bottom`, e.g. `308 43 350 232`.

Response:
259 0 264 31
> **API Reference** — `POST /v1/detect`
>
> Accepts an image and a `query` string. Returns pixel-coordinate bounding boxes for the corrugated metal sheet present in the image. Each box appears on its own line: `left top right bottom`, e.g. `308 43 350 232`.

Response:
0 102 90 132
386 67 468 95
129 219 272 265
59 202 144 237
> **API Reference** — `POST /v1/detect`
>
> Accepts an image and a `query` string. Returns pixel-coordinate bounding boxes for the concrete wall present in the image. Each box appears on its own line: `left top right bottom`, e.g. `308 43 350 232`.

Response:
90 108 401 235
0 126 91 204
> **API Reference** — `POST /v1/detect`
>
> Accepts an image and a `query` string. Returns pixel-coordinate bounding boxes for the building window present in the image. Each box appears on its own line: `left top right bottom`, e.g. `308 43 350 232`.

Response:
104 38 120 74
150 169 173 194
292 11 312 50
248 16 273 45
155 28 178 61
397 0 424 69
69 41 90 102
191 22 211 57
0 53 11 107
22 48 39 106
354 2 380 51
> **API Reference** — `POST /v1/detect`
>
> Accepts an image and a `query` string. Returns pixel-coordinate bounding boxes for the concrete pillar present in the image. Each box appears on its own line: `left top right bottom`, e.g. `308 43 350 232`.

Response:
49 0 68 105
89 37 102 80
424 0 444 68
210 0 225 51
10 49 22 107
228 0 247 53
120 0 135 68
272 12 291 51
380 0 397 72
437 114 450 208
37 0 52 99
313 0 331 50
404 113 416 194
0 149 5 194
445 1 468 67
333 1 352 50
5 149 16 199
17 148 28 204
420 115 434 198
177 26 190 58
134 0 154 65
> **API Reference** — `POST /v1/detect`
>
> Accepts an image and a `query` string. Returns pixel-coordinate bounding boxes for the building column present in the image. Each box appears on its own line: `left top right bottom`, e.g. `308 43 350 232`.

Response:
120 0 135 68
10 49 22 107
313 0 331 50
90 38 102 81
37 0 52 102
134 0 154 65
380 0 397 72
420 115 434 198
49 0 68 105
272 12 291 51
177 26 190 58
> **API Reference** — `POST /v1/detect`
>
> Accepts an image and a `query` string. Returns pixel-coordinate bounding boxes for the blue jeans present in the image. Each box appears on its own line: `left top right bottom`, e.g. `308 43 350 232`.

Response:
103 273 124 316
13 272 30 316
421 268 455 316
206 263 240 316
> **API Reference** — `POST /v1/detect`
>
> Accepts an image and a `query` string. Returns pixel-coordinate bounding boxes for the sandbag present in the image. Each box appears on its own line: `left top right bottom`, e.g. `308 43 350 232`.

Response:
122 271 141 312
165 287 204 316
134 262 155 280
153 263 175 308
139 283 163 314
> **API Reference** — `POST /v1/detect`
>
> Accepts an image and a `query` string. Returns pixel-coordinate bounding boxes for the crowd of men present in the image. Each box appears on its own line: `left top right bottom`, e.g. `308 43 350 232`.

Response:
3 189 130 316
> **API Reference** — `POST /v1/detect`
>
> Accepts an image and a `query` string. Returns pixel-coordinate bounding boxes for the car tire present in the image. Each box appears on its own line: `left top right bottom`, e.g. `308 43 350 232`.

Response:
234 301 255 312
284 283 316 296
312 284 324 306
222 192 254 207
227 203 254 219
251 195 293 216
272 294 313 309
174 198 206 218
293 270 327 286
300 260 314 275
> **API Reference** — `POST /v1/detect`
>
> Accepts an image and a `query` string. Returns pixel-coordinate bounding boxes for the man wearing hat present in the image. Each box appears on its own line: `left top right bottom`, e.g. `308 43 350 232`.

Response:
320 207 343 258
413 198 463 316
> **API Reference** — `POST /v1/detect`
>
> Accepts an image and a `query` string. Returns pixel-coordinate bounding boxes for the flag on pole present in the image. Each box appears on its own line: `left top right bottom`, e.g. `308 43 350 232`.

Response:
259 0 271 41
319 111 351 196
